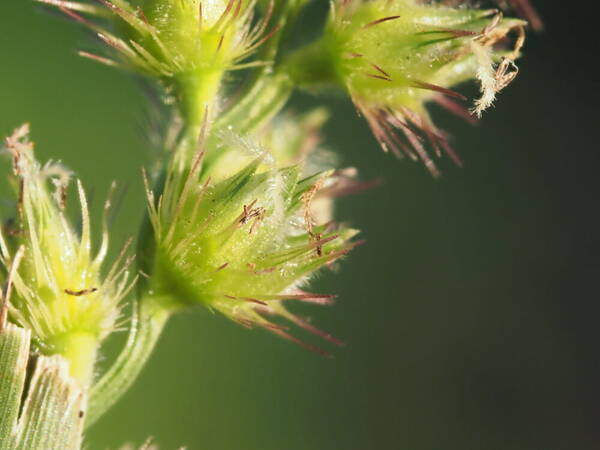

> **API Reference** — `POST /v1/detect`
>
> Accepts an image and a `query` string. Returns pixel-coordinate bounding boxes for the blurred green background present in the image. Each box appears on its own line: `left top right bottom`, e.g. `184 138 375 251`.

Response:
1 1 599 449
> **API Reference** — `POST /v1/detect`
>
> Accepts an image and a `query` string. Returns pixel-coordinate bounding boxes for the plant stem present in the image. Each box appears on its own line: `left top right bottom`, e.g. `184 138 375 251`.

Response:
86 297 170 428
202 0 311 169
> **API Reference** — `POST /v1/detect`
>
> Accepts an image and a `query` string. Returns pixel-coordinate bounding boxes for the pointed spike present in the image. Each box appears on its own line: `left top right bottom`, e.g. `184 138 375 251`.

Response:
56 4 95 27
36 0 107 16
262 292 338 305
317 177 382 199
78 51 119 67
370 63 391 79
215 262 229 272
76 180 91 257
105 237 133 284
412 80 467 101
363 15 401 28
365 73 392 82
214 0 236 30
289 314 345 347
270 328 334 358
93 181 117 267
433 95 478 125
225 295 268 306
253 318 290 332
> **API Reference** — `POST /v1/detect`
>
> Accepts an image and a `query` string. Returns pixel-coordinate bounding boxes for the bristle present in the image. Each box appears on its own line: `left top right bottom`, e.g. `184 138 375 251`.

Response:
225 295 268 306
36 0 107 16
257 293 337 305
363 15 401 29
288 314 344 347
317 176 382 199
215 262 229 272
78 51 119 67
270 328 334 358
433 96 478 125
412 81 467 101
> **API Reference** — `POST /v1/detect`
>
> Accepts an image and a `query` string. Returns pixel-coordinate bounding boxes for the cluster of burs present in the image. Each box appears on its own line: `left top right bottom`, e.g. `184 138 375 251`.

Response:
0 1 536 448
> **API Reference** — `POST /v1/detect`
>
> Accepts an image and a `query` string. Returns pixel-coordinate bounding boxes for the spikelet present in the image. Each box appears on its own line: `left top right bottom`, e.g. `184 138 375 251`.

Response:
37 0 280 128
286 0 532 176
0 125 135 384
140 129 363 356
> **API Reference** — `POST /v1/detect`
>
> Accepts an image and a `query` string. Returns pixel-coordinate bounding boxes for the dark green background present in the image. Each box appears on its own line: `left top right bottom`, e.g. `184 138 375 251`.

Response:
1 1 598 449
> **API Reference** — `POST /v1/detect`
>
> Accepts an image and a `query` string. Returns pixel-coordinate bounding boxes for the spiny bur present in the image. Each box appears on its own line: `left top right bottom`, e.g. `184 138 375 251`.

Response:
0 124 135 386
38 0 279 133
140 131 363 356
286 0 530 176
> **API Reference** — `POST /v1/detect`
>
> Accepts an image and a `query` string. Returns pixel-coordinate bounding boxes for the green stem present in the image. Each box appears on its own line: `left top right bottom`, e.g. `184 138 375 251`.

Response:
86 297 170 428
218 70 293 134
202 0 312 170
52 332 98 389
282 38 340 87
174 69 225 168
218 0 309 125
203 69 293 172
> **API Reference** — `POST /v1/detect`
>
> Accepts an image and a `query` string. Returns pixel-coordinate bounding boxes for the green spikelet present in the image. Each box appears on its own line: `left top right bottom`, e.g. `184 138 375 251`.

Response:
140 134 361 354
285 0 527 176
37 0 279 140
0 125 135 386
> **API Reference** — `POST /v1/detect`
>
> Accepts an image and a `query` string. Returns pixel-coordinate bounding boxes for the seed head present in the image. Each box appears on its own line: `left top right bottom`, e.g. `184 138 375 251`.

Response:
140 135 361 356
286 0 530 176
38 0 279 126
39 0 275 73
0 125 135 382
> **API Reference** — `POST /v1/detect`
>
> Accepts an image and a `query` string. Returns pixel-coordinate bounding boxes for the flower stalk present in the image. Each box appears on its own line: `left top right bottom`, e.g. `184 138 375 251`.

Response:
87 296 169 427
